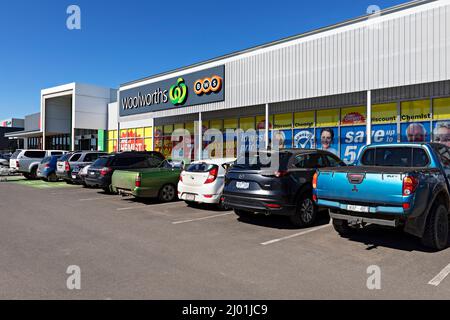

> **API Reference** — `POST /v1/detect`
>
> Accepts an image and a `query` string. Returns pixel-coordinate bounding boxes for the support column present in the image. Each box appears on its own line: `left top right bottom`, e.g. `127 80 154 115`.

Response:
198 112 202 160
366 90 372 145
265 103 269 150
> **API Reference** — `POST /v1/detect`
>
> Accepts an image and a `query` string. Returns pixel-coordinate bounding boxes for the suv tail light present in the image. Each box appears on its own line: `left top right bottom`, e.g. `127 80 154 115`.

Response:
262 170 289 178
312 172 318 189
204 167 218 184
65 161 70 172
100 167 112 176
402 176 418 196
135 175 141 188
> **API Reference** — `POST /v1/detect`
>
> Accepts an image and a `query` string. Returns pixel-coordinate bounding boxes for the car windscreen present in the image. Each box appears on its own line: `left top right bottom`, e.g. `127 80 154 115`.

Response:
360 147 430 167
232 152 290 170
92 157 112 168
186 163 216 172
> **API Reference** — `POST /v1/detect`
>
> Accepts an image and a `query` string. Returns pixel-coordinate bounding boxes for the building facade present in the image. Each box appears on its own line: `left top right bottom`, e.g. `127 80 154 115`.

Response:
7 0 450 164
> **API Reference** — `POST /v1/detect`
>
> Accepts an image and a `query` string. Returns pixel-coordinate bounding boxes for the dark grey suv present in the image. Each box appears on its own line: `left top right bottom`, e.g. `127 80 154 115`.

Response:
223 149 346 227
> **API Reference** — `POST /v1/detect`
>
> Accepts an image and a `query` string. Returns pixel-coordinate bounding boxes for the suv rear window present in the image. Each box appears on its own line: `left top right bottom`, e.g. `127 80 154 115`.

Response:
92 157 112 168
361 147 430 167
186 163 216 172
24 151 46 158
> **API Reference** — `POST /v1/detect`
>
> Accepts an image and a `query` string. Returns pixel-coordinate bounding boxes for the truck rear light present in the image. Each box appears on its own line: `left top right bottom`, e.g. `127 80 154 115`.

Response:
179 173 183 182
203 194 213 198
16 160 19 168
135 175 141 188
65 161 70 172
100 167 112 176
402 176 418 196
312 172 318 189
204 167 218 184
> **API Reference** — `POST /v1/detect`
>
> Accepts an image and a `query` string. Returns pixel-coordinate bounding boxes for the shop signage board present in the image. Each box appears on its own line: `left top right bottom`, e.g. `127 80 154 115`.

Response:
119 65 225 116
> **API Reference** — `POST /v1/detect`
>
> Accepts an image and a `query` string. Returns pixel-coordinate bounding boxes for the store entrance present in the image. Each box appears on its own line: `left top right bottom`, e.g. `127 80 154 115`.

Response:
79 139 91 151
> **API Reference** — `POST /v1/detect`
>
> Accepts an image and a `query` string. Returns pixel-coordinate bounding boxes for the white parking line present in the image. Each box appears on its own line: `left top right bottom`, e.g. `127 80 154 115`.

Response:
428 263 450 286
79 197 113 201
261 223 332 246
172 212 233 224
116 205 150 211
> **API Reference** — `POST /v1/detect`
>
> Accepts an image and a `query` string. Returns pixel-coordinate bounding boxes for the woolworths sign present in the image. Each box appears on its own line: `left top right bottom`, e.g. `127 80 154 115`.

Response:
119 65 225 117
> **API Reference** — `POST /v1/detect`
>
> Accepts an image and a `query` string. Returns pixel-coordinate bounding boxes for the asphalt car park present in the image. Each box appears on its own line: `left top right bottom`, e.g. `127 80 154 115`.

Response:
1 176 450 299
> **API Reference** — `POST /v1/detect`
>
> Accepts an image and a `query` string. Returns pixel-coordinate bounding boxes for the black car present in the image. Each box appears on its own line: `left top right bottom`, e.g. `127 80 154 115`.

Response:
223 149 346 227
85 151 165 193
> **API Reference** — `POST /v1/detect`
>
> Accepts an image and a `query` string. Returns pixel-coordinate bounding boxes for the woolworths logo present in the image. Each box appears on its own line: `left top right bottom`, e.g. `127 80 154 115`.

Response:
169 78 188 105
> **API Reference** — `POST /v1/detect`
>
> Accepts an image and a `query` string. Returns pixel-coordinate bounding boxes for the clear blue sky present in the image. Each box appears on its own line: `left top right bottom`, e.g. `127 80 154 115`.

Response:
0 0 407 120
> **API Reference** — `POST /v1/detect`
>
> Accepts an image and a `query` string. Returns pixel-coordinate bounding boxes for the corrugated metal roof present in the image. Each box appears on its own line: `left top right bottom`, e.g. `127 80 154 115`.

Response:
120 0 436 87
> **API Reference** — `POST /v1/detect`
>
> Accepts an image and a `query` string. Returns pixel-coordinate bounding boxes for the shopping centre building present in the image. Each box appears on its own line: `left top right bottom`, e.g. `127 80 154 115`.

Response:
6 0 450 164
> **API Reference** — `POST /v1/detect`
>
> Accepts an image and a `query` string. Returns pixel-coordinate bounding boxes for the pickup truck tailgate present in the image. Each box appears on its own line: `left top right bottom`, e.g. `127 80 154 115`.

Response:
316 166 407 206
112 170 140 191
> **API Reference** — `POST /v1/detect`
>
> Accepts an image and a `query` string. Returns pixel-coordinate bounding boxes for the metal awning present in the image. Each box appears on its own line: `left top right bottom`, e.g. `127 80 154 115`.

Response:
4 130 42 138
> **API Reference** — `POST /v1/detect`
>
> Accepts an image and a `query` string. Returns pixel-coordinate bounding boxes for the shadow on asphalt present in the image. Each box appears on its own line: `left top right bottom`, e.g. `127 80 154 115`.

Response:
235 210 331 230
339 225 449 253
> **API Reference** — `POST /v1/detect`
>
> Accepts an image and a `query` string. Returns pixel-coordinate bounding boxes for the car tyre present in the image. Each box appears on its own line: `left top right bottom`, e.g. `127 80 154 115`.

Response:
103 185 113 194
47 172 58 182
158 184 176 202
217 197 229 211
332 218 356 237
290 193 317 227
28 167 38 180
421 203 449 251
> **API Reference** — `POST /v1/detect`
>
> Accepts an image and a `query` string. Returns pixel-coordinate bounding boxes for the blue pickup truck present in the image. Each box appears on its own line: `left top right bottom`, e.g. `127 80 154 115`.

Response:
313 143 450 250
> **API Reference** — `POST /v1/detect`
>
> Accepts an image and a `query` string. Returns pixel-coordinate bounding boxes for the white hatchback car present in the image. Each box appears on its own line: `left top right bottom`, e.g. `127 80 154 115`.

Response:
178 158 236 207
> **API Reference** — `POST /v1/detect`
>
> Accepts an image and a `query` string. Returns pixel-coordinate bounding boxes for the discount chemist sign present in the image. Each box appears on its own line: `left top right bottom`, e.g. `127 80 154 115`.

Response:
119 65 225 117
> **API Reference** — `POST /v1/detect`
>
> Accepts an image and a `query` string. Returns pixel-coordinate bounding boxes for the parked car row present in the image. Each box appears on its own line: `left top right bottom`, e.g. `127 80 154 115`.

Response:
8 142 450 251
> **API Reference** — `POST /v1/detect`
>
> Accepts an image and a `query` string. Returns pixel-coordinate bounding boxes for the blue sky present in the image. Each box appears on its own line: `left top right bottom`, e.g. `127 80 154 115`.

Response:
0 0 406 120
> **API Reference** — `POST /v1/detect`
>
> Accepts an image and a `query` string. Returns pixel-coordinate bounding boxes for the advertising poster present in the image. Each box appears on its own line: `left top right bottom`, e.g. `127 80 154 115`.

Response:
433 121 450 147
316 127 338 156
271 130 292 149
294 111 315 129
273 113 292 130
341 106 366 126
400 100 431 123
223 118 238 158
371 124 397 144
340 126 366 164
400 122 430 143
154 126 163 154
293 129 314 149
316 109 339 128
256 115 273 150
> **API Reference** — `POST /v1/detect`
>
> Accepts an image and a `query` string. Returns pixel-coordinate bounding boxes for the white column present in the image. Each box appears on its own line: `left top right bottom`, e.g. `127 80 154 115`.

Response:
265 103 269 150
198 112 202 160
366 90 372 145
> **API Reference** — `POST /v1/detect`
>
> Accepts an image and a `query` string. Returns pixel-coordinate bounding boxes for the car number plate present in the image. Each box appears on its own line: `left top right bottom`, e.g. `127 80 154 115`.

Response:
186 194 195 201
347 205 369 213
236 181 250 189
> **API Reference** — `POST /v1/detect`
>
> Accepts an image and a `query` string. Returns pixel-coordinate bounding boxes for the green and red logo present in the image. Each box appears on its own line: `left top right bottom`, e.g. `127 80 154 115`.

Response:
169 77 188 105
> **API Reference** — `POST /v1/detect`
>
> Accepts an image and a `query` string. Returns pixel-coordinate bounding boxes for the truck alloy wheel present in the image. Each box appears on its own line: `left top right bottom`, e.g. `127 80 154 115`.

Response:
159 185 176 202
422 204 449 251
